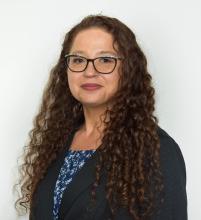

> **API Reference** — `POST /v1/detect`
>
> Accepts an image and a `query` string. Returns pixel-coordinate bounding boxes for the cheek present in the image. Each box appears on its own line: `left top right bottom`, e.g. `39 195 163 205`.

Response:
67 73 78 94
105 78 119 98
109 72 120 92
67 71 78 85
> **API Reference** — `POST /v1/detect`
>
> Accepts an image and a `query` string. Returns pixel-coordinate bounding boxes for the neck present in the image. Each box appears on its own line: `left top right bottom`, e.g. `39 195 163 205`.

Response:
80 104 110 137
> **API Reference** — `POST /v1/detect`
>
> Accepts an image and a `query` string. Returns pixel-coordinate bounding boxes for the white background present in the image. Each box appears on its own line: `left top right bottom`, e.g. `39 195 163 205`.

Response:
0 0 200 219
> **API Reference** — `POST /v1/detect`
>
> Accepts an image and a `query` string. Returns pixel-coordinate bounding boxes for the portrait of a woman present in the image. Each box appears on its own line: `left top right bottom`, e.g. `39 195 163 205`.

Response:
15 14 187 220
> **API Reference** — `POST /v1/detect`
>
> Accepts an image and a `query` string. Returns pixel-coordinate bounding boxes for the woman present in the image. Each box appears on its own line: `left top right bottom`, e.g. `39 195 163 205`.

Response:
15 15 187 220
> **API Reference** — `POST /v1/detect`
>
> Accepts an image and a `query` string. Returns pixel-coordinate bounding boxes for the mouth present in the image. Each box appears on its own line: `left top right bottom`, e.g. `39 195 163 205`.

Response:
81 86 102 91
81 83 102 90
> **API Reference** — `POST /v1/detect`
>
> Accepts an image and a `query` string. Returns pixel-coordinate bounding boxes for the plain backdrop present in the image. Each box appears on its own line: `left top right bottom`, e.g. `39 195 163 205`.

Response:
0 0 200 219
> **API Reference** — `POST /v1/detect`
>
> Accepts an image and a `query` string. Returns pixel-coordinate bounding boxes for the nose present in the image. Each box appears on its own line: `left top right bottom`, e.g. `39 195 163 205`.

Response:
83 60 97 77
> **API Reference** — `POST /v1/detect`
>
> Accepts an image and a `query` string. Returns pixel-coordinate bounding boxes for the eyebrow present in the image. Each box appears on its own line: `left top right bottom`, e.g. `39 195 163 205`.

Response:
70 50 118 56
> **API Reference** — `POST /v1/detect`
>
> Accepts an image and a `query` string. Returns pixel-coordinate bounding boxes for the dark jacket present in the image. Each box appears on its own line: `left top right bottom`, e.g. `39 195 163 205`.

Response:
30 125 188 220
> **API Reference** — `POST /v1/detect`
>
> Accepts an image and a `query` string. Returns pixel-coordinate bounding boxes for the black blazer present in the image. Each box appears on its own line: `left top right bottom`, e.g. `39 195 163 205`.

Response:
30 125 188 220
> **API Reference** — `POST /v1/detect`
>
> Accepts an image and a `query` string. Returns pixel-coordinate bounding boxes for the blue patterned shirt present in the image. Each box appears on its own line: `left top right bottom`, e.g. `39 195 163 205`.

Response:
53 149 96 220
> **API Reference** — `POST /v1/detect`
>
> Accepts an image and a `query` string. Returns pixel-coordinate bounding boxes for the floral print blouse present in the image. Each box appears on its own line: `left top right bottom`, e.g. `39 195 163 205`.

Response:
53 149 96 220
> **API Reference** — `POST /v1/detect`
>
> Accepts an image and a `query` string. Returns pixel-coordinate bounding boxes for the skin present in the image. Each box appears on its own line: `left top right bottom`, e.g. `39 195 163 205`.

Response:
67 27 122 141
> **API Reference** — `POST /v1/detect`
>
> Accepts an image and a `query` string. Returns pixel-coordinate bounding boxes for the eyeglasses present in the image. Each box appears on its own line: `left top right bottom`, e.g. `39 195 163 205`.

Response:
64 54 123 74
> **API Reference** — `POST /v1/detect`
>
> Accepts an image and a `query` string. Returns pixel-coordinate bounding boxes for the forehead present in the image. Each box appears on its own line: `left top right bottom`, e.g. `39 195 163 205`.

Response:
70 28 118 56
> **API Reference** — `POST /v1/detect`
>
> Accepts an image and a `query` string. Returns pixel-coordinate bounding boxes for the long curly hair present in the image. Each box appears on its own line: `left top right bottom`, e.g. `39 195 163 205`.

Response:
14 14 164 220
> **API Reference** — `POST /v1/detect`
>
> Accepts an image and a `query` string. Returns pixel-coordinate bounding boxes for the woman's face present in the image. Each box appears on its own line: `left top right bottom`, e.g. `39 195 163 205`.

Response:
67 27 122 109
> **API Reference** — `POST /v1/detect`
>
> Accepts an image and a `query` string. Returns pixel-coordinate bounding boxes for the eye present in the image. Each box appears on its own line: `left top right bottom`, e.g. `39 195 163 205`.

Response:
71 57 85 64
98 57 114 63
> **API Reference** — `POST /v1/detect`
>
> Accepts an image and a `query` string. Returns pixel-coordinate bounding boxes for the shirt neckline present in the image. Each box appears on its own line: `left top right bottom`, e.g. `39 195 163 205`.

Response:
69 149 96 152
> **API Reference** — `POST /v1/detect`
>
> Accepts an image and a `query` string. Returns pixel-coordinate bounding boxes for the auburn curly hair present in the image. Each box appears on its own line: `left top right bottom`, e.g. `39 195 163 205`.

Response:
14 14 164 220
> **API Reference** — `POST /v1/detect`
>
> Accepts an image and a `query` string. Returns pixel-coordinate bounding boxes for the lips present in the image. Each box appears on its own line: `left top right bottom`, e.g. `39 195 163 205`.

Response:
81 83 102 88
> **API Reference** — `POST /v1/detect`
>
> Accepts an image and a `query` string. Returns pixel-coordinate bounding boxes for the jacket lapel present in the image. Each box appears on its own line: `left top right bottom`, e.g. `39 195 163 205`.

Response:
58 126 106 219
30 125 79 220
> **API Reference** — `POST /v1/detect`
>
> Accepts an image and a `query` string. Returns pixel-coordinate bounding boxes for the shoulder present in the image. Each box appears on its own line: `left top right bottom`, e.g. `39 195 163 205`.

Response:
155 125 188 219
157 125 186 183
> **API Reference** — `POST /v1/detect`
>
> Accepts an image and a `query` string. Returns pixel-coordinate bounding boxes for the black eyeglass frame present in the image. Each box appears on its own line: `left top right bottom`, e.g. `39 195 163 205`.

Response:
64 54 123 74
